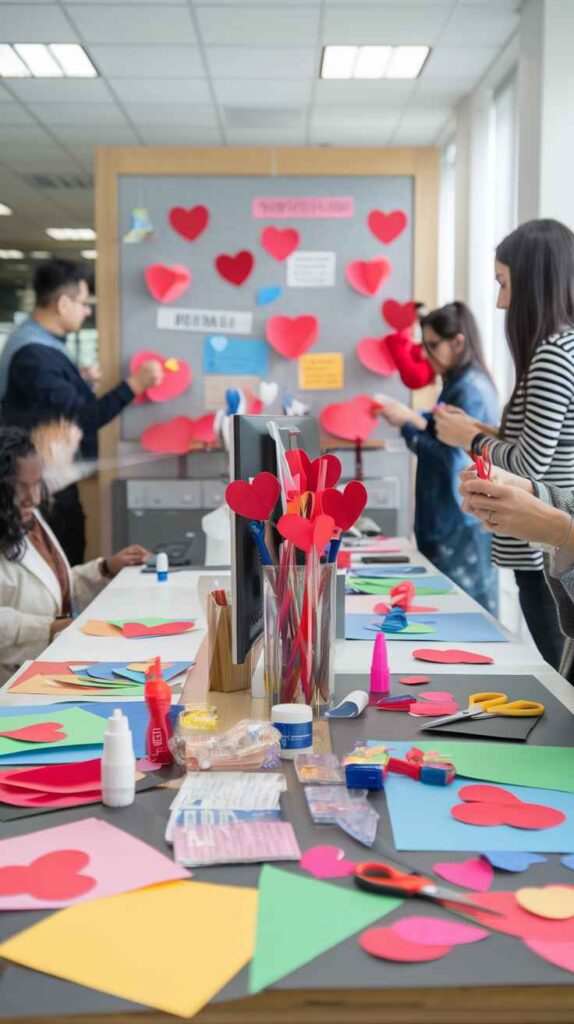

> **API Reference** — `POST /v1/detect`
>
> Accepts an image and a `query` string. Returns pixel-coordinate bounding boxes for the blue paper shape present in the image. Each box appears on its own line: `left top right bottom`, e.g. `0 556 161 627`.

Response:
381 608 408 633
345 612 508 643
561 854 574 871
257 284 282 306
482 851 547 872
203 335 269 376
81 662 191 684
225 388 242 414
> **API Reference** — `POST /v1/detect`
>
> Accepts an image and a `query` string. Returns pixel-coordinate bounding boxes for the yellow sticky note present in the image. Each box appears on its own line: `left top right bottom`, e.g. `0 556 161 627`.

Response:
298 352 344 391
0 880 258 1019
165 357 180 371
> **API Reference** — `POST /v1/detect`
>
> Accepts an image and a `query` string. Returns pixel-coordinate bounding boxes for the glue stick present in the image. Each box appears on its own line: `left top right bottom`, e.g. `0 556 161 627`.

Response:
101 709 136 807
156 551 169 582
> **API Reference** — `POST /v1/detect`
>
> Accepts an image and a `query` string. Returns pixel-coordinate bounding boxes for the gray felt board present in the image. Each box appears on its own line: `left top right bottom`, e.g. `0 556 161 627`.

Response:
3 669 574 1018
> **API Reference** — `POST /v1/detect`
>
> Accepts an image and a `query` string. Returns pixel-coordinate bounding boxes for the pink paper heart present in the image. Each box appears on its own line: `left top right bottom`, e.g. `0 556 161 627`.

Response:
0 722 67 744
394 915 490 947
300 845 356 880
346 258 391 296
260 226 300 261
433 857 494 892
356 336 397 377
409 701 459 717
144 263 191 303
266 315 319 359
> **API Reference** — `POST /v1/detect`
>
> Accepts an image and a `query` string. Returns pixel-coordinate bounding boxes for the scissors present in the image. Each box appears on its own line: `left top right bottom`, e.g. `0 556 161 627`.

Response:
354 861 496 915
426 691 545 729
472 444 492 480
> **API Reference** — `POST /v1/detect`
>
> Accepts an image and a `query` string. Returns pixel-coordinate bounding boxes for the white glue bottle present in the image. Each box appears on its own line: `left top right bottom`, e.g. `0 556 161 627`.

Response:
156 551 169 582
101 709 136 807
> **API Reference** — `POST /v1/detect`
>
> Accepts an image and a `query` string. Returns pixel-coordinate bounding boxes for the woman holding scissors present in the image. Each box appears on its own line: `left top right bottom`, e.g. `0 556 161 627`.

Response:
375 301 499 613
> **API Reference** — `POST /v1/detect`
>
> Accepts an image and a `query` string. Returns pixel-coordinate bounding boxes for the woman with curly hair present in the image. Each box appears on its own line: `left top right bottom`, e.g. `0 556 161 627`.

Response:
0 426 148 682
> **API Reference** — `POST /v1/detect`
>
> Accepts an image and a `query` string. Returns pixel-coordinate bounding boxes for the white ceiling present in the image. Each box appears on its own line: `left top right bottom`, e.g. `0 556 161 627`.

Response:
0 0 522 258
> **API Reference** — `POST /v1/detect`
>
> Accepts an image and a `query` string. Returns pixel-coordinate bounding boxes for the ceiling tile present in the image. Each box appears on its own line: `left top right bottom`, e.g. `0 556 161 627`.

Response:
0 125 54 143
196 4 321 45
0 102 35 125
8 79 113 104
108 78 211 104
122 102 217 125
206 46 317 79
309 124 394 145
0 3 79 41
414 80 479 104
422 45 498 80
51 124 141 146
89 45 202 77
311 105 403 128
439 6 519 46
394 107 454 133
137 125 223 145
1 143 82 173
213 78 312 106
314 79 417 106
28 103 128 126
323 3 451 44
65 4 196 43
224 126 307 146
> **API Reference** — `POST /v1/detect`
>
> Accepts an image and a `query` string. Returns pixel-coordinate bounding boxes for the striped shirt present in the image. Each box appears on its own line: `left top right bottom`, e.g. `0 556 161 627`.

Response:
482 330 574 570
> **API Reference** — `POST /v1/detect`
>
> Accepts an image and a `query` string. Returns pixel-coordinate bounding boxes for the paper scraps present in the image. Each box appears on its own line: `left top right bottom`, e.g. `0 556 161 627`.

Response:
81 619 196 639
256 284 282 306
452 784 566 831
320 395 381 442
123 207 154 244
260 226 300 261
266 314 319 359
367 209 408 244
215 250 254 286
298 352 344 391
482 852 547 873
144 263 191 304
168 204 209 241
130 350 191 403
382 299 417 332
299 845 356 880
141 414 217 453
432 857 494 893
356 336 397 377
413 649 495 665
360 927 451 963
346 258 391 296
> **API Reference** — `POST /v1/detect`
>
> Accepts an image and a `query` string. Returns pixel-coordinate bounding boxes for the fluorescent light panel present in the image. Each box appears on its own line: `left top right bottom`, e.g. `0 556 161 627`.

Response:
15 44 63 77
0 250 24 259
49 45 98 78
0 44 97 78
31 250 51 258
320 44 430 80
46 228 96 241
0 203 13 216
80 249 97 260
0 44 30 77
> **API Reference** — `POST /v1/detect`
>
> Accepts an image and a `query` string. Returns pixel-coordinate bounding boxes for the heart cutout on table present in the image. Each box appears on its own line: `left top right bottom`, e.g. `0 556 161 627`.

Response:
260 226 300 261
129 350 192 404
320 395 381 443
0 722 67 744
257 284 282 307
215 250 254 286
360 926 452 963
266 315 319 359
346 258 392 296
356 336 397 377
144 263 191 303
409 701 459 717
284 451 341 493
459 784 521 806
467 890 574 942
482 851 547 873
299 845 356 880
433 857 494 893
524 938 574 974
0 850 95 901
322 481 368 531
121 621 195 639
225 472 281 521
367 209 408 244
452 784 566 831
516 886 574 921
382 299 417 332
394 915 490 947
277 513 335 554
399 675 431 685
413 649 494 665
168 204 209 241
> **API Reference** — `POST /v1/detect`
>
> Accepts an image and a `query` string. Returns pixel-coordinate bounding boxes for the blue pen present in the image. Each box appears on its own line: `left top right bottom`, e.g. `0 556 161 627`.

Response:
249 520 273 565
327 537 342 563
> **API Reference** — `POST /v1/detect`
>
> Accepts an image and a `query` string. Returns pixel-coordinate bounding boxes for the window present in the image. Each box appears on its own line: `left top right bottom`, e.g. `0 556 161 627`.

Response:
490 73 518 404
438 138 456 305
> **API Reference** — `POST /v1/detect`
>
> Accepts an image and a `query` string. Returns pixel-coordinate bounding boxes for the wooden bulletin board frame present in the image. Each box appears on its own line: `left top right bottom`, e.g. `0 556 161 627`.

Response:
93 146 440 554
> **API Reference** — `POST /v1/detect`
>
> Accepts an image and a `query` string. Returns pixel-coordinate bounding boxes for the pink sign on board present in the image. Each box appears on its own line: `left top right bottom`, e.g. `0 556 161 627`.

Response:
252 196 354 219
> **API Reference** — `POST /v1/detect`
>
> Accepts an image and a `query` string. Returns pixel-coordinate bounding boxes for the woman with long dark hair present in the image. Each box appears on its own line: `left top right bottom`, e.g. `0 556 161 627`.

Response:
376 300 499 612
435 219 574 668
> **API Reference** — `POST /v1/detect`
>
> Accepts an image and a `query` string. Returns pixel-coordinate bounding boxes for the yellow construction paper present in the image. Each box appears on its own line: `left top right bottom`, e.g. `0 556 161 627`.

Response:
0 880 257 1019
298 352 344 391
81 620 122 638
516 886 574 920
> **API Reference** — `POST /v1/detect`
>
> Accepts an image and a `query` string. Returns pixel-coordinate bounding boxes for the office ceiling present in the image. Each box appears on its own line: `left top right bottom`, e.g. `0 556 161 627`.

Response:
0 0 521 264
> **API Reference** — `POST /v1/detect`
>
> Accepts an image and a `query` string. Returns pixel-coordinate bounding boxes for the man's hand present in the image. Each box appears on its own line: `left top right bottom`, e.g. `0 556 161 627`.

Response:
127 360 163 396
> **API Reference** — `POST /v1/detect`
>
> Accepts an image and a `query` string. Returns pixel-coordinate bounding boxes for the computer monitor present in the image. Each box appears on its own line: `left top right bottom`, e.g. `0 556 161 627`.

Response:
230 414 320 664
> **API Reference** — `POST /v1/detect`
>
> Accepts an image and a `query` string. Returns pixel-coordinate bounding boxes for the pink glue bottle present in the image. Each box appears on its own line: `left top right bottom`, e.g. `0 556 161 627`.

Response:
369 631 391 706
144 656 173 764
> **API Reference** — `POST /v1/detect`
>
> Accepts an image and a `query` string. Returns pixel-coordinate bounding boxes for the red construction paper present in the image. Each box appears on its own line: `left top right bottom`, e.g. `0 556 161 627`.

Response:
322 481 368 531
0 850 95 900
413 649 494 665
215 250 254 286
356 336 397 377
394 915 489 946
525 938 574 973
129 351 191 404
0 759 102 794
382 300 417 332
452 802 517 827
277 513 335 554
320 395 381 442
346 258 391 296
409 701 459 717
144 263 191 303
360 925 451 963
399 676 431 685
299 845 356 880
367 209 408 244
516 886 574 921
266 315 319 359
121 621 195 639
284 451 341 493
452 787 566 830
467 891 574 942
0 722 67 744
225 472 281 521
168 204 209 241
0 784 101 809
459 785 521 806
384 332 435 389
432 858 494 893
376 602 438 614
260 226 300 261
503 803 566 830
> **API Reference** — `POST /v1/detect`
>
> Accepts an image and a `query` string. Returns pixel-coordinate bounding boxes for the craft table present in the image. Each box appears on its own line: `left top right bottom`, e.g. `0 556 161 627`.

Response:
2 541 574 1023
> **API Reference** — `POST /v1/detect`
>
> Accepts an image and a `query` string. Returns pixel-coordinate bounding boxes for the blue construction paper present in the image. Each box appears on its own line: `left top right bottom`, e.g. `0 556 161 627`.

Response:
113 662 191 684
561 854 574 871
256 285 281 306
345 612 508 643
203 335 269 376
346 575 455 596
481 851 547 872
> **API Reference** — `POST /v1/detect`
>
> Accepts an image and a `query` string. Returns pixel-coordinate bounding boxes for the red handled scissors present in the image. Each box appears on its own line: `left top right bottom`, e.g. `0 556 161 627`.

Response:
472 444 492 481
354 860 498 915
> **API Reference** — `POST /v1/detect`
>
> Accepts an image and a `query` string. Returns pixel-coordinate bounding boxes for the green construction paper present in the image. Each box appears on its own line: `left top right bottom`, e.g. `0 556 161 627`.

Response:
249 866 401 994
348 577 455 596
413 741 574 795
110 618 185 628
70 676 143 689
0 708 107 757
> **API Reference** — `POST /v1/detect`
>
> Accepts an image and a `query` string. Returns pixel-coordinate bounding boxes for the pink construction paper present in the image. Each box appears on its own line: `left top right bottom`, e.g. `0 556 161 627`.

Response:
300 845 356 880
393 915 490 947
524 938 574 973
433 857 494 893
0 817 189 910
252 196 354 218
360 926 451 963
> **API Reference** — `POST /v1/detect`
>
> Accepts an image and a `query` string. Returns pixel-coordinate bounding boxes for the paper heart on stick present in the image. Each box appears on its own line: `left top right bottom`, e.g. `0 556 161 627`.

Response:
346 258 392 296
130 350 192 404
321 481 368 531
0 722 67 744
226 472 281 521
284 451 341 493
367 209 408 244
0 850 95 901
260 226 300 261
168 205 209 242
320 395 381 442
266 315 319 359
277 513 335 554
144 264 191 303
356 336 397 377
215 250 254 286
382 299 417 332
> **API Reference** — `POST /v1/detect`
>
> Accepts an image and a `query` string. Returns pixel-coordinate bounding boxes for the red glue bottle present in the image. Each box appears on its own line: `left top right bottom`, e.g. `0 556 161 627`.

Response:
144 656 173 764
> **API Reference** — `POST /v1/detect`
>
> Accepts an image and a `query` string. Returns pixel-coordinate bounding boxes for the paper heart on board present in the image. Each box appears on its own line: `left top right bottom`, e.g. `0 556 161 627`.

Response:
0 722 67 744
433 858 494 893
413 649 494 665
356 336 397 377
277 513 335 554
516 886 574 921
210 335 228 352
144 264 191 303
320 395 381 442
360 926 452 963
168 205 209 242
0 851 95 901
382 299 417 332
346 258 392 296
259 380 279 407
225 472 281 521
299 846 356 880
524 938 574 974
322 481 368 532
452 784 566 831
257 284 282 307
393 916 490 947
482 851 547 873
215 250 254 286
284 451 341 493
141 414 216 454
260 226 300 261
266 315 319 359
129 350 192 404
367 209 408 244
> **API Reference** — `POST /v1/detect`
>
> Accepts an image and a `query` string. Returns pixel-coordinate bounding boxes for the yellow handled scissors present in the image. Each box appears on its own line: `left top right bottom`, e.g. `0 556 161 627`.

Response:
427 691 545 729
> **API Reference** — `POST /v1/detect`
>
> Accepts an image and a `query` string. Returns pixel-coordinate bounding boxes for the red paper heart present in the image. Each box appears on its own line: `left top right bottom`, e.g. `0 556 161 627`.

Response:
360 926 451 963
356 336 397 377
390 581 416 609
0 759 102 794
409 701 459 717
266 315 319 359
322 481 368 531
225 472 281 520
320 395 381 442
452 784 566 831
459 784 521 806
0 722 67 744
399 675 431 685
260 226 300 261
141 414 217 454
468 891 574 942
215 250 254 286
144 263 191 303
300 845 356 879
0 850 95 900
346 258 392 296
168 204 209 241
130 350 192 404
367 209 408 244
382 299 417 332
413 649 494 665
277 513 335 554
191 413 217 445
121 621 195 639
284 451 341 493
452 802 512 827
525 938 574 973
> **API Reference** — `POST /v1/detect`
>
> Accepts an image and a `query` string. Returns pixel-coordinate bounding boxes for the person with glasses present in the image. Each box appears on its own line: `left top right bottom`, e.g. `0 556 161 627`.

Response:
0 258 163 564
375 301 499 613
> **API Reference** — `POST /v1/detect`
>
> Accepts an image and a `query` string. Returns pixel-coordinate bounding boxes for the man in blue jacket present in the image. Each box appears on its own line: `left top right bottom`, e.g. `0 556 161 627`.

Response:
0 258 162 564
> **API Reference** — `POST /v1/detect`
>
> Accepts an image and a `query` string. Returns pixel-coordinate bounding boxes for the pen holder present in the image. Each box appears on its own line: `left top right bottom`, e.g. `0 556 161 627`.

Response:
207 592 261 693
263 562 336 716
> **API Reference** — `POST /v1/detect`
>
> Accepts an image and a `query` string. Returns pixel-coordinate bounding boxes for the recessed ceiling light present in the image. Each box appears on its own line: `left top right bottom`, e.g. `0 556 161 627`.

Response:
80 249 97 260
0 250 25 259
49 44 98 78
46 228 96 241
14 44 63 77
30 250 51 259
385 45 429 79
320 46 358 80
0 203 13 216
0 44 30 77
320 44 430 80
354 46 392 79
0 43 98 78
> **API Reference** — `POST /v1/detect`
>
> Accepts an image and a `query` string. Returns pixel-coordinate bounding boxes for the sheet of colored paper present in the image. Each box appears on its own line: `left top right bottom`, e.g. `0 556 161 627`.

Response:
0 708 106 758
345 613 507 643
347 576 455 596
81 620 121 637
7 673 143 698
298 352 344 391
287 250 336 287
0 880 257 1019
410 740 574 795
203 335 269 376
